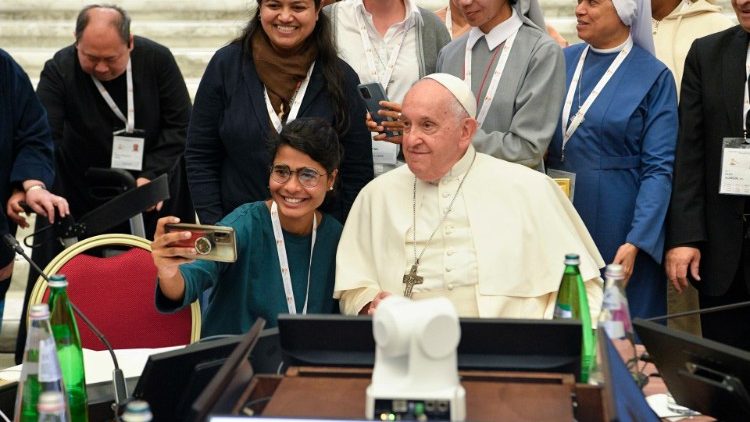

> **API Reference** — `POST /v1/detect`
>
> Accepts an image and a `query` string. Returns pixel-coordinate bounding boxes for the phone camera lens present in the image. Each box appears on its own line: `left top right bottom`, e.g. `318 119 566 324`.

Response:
194 237 213 255
359 87 371 99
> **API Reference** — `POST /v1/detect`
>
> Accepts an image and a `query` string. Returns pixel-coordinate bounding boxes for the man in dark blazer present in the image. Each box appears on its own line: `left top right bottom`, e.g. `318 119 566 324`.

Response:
665 0 750 350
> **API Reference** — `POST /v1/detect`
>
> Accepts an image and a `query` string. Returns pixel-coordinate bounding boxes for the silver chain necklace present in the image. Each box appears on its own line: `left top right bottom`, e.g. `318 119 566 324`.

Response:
402 151 477 298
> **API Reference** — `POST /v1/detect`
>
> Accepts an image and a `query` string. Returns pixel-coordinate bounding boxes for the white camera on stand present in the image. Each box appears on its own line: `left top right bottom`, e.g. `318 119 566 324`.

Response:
366 296 465 421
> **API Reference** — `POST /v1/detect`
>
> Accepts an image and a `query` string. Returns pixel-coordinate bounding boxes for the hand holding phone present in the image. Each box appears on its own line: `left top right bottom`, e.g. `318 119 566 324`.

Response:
164 223 238 263
358 83 403 140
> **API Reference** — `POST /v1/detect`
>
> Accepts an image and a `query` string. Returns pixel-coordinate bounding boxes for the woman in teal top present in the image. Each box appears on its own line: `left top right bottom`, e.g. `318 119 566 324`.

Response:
152 118 343 336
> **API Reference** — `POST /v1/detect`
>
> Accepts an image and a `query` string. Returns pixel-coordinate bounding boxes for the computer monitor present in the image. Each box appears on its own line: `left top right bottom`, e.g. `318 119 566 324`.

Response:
596 329 659 422
277 314 582 375
133 335 242 422
188 318 266 422
634 318 750 421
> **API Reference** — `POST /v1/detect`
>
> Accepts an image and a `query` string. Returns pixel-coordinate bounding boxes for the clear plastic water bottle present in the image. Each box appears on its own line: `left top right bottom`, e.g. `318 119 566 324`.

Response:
37 391 69 422
15 304 69 422
121 400 153 422
48 274 88 422
590 264 643 385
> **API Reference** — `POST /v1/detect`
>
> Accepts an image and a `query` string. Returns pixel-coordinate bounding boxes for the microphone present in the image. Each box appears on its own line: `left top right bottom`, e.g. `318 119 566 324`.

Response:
3 234 129 414
646 300 750 322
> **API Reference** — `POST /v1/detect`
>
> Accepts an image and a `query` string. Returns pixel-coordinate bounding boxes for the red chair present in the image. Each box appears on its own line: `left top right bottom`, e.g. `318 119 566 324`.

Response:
28 234 200 350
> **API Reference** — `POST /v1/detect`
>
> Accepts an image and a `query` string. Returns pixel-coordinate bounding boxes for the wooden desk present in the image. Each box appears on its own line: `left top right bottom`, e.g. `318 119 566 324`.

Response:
241 367 609 422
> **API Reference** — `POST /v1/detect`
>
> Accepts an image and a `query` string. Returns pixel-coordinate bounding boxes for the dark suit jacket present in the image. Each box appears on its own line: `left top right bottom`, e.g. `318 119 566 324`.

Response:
666 25 750 296
185 42 374 225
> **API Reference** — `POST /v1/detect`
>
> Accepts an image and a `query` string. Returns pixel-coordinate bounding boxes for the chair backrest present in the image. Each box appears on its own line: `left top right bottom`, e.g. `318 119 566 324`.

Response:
29 234 201 350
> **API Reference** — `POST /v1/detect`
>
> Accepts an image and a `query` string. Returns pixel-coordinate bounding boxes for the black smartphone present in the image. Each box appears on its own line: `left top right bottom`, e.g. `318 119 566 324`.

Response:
357 82 399 138
164 223 237 263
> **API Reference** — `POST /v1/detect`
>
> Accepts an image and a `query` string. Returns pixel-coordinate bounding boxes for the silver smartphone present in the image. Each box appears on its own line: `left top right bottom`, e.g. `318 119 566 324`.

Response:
164 223 237 263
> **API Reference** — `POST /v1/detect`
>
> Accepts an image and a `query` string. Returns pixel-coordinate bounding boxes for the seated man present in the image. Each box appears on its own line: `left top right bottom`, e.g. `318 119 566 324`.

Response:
335 73 603 319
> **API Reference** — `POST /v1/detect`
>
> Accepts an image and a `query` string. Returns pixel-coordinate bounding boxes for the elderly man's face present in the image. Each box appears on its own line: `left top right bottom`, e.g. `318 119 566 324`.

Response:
733 0 750 32
401 80 473 182
76 15 132 81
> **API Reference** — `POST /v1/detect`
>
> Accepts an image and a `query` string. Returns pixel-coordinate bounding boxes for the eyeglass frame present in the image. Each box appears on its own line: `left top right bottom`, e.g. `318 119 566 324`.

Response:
269 164 329 189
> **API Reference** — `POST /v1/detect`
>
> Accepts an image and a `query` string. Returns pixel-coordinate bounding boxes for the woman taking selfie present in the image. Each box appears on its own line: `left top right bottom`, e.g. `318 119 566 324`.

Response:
185 0 373 226
153 119 343 336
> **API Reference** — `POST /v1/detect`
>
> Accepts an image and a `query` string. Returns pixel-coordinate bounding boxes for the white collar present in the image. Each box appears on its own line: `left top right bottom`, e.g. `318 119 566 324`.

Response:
446 144 476 178
590 35 632 54
355 0 422 27
466 9 523 51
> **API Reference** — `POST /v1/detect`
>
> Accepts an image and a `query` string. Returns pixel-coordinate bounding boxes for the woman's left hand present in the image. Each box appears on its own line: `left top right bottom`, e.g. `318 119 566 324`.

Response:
612 242 639 286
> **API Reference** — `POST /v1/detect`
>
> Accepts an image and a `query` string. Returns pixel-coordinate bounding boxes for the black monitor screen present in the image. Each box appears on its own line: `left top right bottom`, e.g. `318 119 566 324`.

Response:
634 318 750 421
188 319 266 422
277 314 582 375
133 335 242 422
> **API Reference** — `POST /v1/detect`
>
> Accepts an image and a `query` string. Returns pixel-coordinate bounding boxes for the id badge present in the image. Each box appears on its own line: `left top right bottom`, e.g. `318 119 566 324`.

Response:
719 137 750 195
372 138 398 165
546 168 576 201
111 129 145 171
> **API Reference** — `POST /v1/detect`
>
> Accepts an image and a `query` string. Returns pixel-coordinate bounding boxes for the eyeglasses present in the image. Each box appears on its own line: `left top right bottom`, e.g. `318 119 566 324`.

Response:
270 165 327 188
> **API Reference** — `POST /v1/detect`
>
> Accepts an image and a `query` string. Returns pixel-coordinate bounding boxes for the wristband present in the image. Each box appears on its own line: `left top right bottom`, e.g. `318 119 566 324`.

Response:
25 184 46 193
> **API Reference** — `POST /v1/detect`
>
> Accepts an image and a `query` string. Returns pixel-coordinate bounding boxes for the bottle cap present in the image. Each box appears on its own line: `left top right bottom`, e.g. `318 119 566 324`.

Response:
605 264 624 280
37 391 65 413
48 274 68 288
564 253 580 265
29 303 50 319
122 400 153 421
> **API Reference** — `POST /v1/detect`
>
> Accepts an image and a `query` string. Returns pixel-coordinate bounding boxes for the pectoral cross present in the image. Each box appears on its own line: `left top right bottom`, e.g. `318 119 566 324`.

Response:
402 264 423 298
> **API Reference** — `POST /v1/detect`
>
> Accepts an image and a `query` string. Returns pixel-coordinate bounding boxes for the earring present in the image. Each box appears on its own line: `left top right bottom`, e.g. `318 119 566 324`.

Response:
329 186 333 191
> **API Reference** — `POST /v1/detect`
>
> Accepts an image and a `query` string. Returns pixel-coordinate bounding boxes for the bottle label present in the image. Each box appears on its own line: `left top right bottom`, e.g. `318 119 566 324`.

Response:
554 304 573 319
602 289 622 310
38 338 61 383
601 320 625 339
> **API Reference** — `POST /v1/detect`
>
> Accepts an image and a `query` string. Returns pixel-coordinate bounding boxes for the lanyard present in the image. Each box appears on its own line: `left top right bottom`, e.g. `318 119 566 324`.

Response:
92 58 134 133
264 62 315 133
560 38 633 158
270 201 316 315
355 9 410 91
464 27 520 127
744 41 750 138
445 7 452 38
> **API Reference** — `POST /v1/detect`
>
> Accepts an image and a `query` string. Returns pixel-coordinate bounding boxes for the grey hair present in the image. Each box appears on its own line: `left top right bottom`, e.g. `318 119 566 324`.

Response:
75 4 131 46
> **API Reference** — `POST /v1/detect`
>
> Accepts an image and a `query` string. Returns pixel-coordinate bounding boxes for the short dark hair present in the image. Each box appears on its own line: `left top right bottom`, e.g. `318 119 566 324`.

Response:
75 4 131 45
268 118 342 175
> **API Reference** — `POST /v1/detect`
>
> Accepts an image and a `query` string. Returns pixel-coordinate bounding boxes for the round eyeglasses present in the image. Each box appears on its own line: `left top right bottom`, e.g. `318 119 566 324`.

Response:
270 165 327 189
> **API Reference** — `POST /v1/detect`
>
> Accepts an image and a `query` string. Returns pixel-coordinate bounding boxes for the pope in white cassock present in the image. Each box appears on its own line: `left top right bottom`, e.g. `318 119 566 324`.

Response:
334 73 604 321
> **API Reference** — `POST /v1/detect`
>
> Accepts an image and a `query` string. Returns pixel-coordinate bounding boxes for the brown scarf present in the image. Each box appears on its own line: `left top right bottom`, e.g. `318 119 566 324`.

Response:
252 29 318 124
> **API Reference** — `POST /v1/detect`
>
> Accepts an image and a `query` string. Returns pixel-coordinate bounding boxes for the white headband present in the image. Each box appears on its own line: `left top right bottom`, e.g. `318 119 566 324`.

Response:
611 0 655 54
422 73 477 118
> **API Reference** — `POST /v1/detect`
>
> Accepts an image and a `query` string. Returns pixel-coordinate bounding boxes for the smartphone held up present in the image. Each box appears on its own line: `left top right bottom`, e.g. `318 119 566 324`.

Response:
164 223 237 263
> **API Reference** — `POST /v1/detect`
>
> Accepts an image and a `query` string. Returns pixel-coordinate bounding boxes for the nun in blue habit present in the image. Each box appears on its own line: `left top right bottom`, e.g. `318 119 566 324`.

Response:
546 0 678 319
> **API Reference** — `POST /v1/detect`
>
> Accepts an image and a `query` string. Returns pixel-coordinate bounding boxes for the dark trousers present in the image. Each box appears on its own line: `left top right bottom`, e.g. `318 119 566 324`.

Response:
699 238 750 351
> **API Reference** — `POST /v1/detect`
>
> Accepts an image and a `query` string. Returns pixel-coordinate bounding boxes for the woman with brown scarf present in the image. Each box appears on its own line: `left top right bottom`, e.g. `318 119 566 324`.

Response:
185 0 373 225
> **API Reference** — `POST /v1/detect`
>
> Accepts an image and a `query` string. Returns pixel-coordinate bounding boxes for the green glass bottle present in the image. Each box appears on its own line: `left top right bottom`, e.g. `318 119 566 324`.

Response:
48 274 89 422
553 254 595 383
15 304 67 422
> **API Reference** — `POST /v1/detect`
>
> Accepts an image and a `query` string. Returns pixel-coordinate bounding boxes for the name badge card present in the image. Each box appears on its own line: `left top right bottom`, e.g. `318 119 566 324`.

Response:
719 138 750 195
372 138 399 166
546 168 577 201
111 129 145 171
